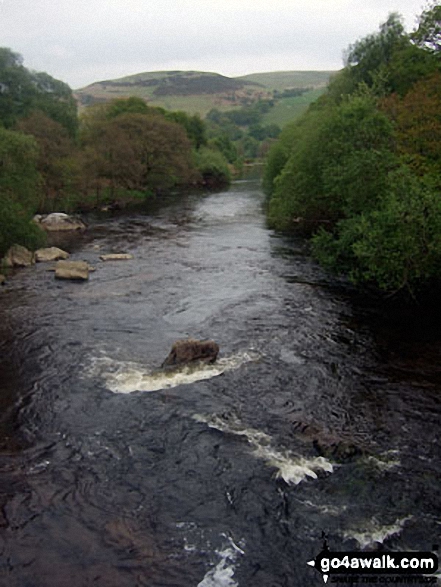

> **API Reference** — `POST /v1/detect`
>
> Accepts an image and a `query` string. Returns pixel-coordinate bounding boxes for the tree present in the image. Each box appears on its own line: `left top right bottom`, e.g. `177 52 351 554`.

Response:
337 13 415 98
312 167 441 295
0 127 45 255
381 72 441 177
412 1 441 54
268 95 397 229
17 111 79 211
0 48 35 127
264 6 441 298
165 111 207 149
0 47 78 136
81 112 196 196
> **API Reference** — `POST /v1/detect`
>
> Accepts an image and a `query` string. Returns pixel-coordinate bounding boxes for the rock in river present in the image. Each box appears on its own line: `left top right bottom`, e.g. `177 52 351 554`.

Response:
162 338 220 367
35 247 70 262
3 244 35 267
55 260 89 281
35 213 86 232
99 253 133 261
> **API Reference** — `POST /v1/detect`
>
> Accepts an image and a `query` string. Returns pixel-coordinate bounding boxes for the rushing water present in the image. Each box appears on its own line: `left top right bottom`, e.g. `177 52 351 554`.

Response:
0 180 440 587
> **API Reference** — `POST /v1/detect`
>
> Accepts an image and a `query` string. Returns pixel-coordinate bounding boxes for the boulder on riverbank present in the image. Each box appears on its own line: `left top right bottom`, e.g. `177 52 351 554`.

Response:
35 247 70 262
3 245 35 268
162 338 220 367
55 260 89 281
0 275 5 285
34 213 86 232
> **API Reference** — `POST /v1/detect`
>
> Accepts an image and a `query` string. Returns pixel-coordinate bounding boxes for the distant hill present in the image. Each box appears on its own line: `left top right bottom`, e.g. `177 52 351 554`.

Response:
75 70 336 123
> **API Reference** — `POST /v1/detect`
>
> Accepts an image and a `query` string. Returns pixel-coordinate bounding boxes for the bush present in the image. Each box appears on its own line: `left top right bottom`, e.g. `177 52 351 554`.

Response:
0 127 45 256
0 196 46 257
194 147 231 186
312 168 441 294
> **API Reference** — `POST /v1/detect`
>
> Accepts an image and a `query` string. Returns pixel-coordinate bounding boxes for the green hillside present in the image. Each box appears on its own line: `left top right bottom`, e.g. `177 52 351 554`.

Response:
75 69 335 124
262 88 327 127
237 70 334 91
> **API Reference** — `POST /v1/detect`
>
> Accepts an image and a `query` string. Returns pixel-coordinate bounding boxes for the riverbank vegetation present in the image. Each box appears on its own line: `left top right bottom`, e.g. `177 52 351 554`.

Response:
0 51 231 257
264 2 441 298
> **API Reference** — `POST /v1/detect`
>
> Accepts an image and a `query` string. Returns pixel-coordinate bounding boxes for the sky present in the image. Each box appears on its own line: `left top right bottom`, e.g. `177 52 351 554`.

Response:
0 0 427 89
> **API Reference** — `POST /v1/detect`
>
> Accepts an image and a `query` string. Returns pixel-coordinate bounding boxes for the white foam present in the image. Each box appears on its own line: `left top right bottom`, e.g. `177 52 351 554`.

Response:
299 499 347 516
86 351 260 393
194 414 334 486
344 516 412 549
197 539 244 587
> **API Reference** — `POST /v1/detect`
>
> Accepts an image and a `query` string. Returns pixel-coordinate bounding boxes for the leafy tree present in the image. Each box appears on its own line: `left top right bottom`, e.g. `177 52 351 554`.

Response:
312 168 441 295
381 71 441 177
264 6 441 297
165 110 207 149
81 112 196 195
412 1 441 55
30 72 78 137
345 13 409 84
0 127 45 255
17 111 79 211
0 47 78 136
209 134 238 164
105 96 152 118
0 48 35 127
194 147 231 186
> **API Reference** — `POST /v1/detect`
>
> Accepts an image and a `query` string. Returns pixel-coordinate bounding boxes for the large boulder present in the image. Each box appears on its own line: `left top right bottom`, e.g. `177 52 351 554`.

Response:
35 247 70 262
162 338 219 368
3 245 35 268
55 260 89 281
36 213 86 232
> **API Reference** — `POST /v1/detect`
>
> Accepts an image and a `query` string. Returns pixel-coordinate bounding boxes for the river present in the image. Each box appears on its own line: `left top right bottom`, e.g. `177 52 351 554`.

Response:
0 180 440 586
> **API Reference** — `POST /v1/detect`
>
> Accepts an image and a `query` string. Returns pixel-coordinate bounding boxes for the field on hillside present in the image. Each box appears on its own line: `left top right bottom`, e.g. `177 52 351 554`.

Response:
237 70 334 91
262 88 326 126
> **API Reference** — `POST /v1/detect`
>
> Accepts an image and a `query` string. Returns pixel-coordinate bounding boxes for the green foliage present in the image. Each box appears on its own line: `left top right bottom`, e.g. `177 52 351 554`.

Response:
412 1 441 54
81 111 196 194
164 110 207 149
0 127 45 255
312 168 441 294
194 147 231 185
209 134 238 164
0 195 46 257
0 47 78 136
0 48 35 127
0 126 41 208
265 6 441 297
17 111 80 212
106 96 153 118
345 13 408 87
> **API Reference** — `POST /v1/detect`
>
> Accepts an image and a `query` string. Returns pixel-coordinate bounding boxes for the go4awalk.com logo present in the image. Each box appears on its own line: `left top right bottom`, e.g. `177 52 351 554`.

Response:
307 537 438 584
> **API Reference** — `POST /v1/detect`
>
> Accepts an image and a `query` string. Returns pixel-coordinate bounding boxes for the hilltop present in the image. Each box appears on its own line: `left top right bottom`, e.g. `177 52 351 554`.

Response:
75 69 335 124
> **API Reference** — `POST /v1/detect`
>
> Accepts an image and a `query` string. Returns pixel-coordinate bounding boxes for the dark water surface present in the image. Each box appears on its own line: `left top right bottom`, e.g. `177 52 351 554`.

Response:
0 181 440 586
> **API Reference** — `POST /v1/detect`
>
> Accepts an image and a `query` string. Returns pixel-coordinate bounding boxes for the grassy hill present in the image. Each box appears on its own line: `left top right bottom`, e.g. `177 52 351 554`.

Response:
236 70 334 91
75 69 336 125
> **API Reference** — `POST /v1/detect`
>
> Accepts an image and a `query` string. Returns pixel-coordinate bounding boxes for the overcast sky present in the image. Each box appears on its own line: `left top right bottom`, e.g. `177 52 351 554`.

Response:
0 0 426 89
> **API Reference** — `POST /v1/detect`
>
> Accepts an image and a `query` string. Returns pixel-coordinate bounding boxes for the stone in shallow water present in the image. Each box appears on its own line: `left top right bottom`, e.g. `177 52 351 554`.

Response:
3 244 35 267
55 260 89 281
37 212 86 232
162 338 219 367
35 247 70 262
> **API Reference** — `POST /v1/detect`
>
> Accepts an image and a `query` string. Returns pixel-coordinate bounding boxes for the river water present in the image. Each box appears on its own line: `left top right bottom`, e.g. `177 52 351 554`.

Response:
0 180 440 587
